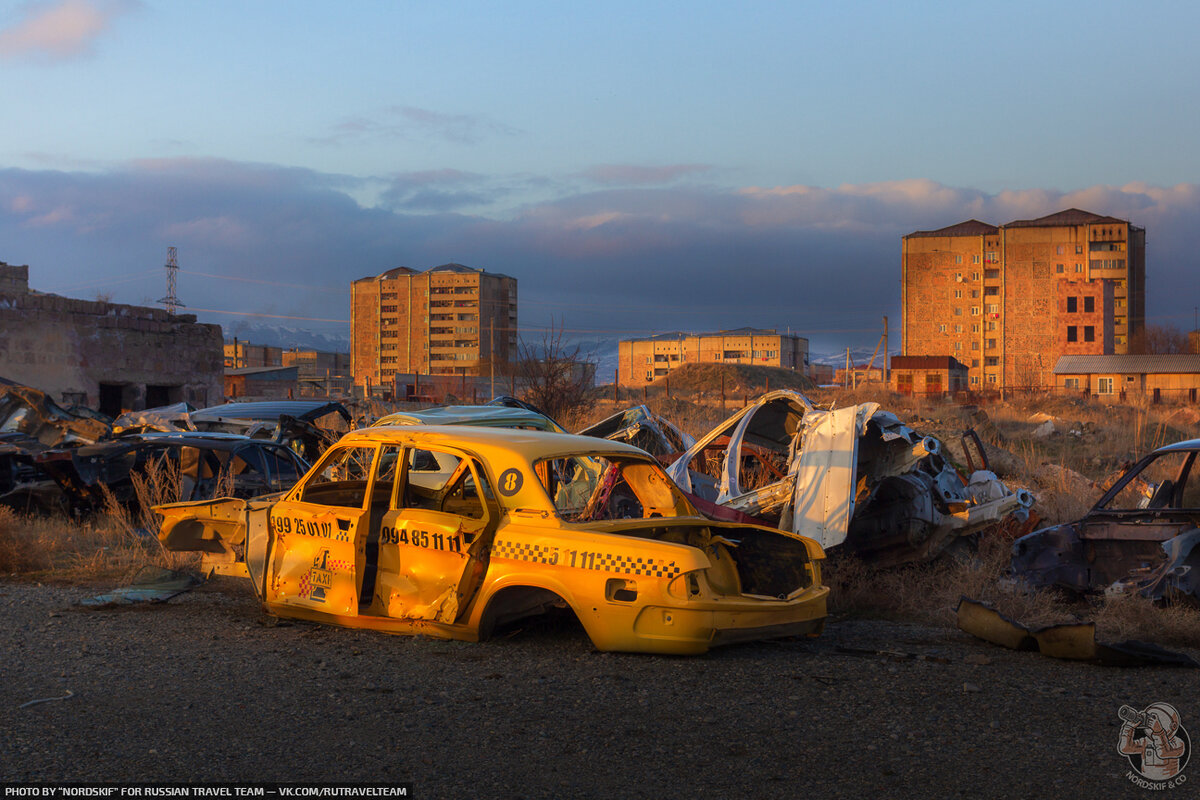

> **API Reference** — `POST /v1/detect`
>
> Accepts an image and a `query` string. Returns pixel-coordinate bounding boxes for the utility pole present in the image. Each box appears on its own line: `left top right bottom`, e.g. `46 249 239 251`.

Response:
883 315 889 384
157 246 183 315
489 318 495 400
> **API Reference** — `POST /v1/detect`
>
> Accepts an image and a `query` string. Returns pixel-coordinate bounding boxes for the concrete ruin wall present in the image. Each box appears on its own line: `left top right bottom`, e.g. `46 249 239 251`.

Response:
0 283 223 413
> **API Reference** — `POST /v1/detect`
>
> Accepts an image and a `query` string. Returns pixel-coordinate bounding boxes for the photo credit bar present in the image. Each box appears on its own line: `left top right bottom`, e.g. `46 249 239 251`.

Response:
1 786 413 798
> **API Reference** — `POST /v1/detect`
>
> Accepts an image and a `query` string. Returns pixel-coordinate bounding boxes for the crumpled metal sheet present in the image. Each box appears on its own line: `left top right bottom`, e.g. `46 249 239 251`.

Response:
112 402 197 434
79 565 202 607
667 390 1034 565
0 384 109 447
578 405 695 463
956 596 1198 667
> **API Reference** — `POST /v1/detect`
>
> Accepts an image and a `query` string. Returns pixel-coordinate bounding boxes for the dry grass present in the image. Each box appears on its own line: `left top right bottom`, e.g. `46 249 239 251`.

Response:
0 505 193 581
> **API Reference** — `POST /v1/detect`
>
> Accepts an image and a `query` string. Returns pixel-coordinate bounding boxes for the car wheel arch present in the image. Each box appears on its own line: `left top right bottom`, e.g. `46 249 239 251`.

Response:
475 580 594 643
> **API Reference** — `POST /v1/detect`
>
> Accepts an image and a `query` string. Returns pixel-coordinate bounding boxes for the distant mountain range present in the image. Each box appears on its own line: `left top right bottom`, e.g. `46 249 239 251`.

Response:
222 321 351 352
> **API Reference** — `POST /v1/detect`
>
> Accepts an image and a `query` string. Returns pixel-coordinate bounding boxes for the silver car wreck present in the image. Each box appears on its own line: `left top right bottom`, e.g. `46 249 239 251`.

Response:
1012 438 1200 601
666 391 1034 565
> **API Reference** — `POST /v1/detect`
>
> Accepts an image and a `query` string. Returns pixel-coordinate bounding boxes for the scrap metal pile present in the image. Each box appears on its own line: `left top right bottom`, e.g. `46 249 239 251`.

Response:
589 391 1034 565
0 381 346 516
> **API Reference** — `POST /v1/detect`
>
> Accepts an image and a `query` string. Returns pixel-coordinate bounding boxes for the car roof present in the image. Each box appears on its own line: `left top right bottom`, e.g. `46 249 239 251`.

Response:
1152 438 1200 454
374 405 565 432
343 424 653 460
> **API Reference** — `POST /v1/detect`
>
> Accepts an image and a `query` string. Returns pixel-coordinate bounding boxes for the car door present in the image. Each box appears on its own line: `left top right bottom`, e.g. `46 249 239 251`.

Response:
367 445 498 624
265 443 379 616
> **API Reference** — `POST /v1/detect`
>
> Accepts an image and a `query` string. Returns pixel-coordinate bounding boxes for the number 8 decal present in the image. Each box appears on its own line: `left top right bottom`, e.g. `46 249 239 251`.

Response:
498 468 523 496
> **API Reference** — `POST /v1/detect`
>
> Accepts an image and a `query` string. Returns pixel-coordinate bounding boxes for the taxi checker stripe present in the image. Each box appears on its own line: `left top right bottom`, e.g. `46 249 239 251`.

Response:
492 539 680 577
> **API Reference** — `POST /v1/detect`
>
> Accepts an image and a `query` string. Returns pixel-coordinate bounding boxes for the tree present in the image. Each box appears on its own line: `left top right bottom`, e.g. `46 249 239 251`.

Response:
516 319 593 426
1129 324 1189 355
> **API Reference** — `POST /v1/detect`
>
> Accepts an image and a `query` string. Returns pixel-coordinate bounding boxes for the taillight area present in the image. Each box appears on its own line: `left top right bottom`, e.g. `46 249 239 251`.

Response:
666 570 703 601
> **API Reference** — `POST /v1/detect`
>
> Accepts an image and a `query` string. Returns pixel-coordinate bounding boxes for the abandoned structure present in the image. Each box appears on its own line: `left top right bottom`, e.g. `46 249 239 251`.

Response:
351 264 518 392
901 209 1146 390
890 356 969 397
1053 354 1200 404
0 262 222 416
617 328 809 387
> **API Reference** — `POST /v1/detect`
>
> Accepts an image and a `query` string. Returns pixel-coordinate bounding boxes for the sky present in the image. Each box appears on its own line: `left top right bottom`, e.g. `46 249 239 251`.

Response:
2 0 1200 356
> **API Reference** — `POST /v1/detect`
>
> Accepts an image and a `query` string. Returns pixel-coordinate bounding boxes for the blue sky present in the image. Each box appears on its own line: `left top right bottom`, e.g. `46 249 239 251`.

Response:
2 0 1200 354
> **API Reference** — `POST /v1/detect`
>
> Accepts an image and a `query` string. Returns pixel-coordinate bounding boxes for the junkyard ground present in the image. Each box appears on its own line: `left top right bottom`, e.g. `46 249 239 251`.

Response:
3 577 1197 798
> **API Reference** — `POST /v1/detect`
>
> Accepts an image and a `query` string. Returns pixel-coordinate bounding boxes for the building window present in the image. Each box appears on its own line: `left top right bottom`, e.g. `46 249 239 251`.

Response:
987 374 998 384
985 304 999 314
1084 326 1095 342
971 324 979 333
954 307 963 316
1084 296 1095 313
985 357 999 367
985 269 1000 279
971 341 980 351
1067 326 1078 342
938 324 947 333
955 256 962 264
970 375 980 385
971 306 981 316
954 289 962 299
1056 264 1064 274
954 342 962 351
1056 245 1064 255
1064 378 1080 389
985 252 997 263
972 255 981 264
1098 377 1114 394
970 289 979 298
986 338 997 349
1075 263 1083 272
1066 297 1077 313
972 271 980 280
984 286 999 296
972 359 980 367
955 324 963 333
1076 245 1084 254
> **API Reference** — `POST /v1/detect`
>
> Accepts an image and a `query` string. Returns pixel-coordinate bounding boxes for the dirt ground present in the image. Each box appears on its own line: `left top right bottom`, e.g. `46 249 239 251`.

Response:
4 577 1196 798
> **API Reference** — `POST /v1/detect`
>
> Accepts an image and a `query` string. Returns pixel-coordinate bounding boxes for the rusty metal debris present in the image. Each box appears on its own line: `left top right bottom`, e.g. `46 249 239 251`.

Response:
190 400 351 462
578 405 695 463
956 597 1197 667
1012 438 1200 601
666 391 1034 565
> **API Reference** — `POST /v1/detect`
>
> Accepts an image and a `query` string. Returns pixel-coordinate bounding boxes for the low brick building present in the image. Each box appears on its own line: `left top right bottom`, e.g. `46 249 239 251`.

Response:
0 261 223 416
618 328 809 387
1054 354 1200 404
224 365 300 400
890 356 969 397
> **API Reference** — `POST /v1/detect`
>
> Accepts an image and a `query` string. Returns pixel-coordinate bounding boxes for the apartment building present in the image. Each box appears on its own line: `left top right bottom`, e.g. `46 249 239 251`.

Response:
901 209 1145 390
351 264 517 389
618 328 809 387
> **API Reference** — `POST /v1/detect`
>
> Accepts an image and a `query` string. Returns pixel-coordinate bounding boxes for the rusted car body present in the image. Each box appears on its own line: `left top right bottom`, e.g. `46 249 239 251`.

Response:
156 426 828 654
1012 438 1200 600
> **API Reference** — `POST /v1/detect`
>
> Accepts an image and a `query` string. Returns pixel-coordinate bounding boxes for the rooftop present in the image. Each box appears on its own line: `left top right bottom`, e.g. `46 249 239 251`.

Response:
1054 354 1200 374
356 263 515 282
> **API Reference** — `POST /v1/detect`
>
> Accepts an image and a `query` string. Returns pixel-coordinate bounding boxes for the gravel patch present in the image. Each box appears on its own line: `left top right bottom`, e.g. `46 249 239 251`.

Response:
3 577 1196 798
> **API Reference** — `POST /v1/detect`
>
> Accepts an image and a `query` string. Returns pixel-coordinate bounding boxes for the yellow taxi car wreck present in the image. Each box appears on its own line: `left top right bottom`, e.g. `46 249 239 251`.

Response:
155 426 828 655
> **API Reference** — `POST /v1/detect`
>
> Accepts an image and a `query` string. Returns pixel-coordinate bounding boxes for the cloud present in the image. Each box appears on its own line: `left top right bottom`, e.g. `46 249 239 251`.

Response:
0 0 139 62
316 106 520 146
2 162 1198 351
578 164 713 186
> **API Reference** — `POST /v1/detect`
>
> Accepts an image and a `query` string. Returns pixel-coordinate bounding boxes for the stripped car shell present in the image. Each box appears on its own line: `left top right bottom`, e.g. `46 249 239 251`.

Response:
155 426 828 654
1012 438 1200 601
578 405 695 463
667 391 1033 565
